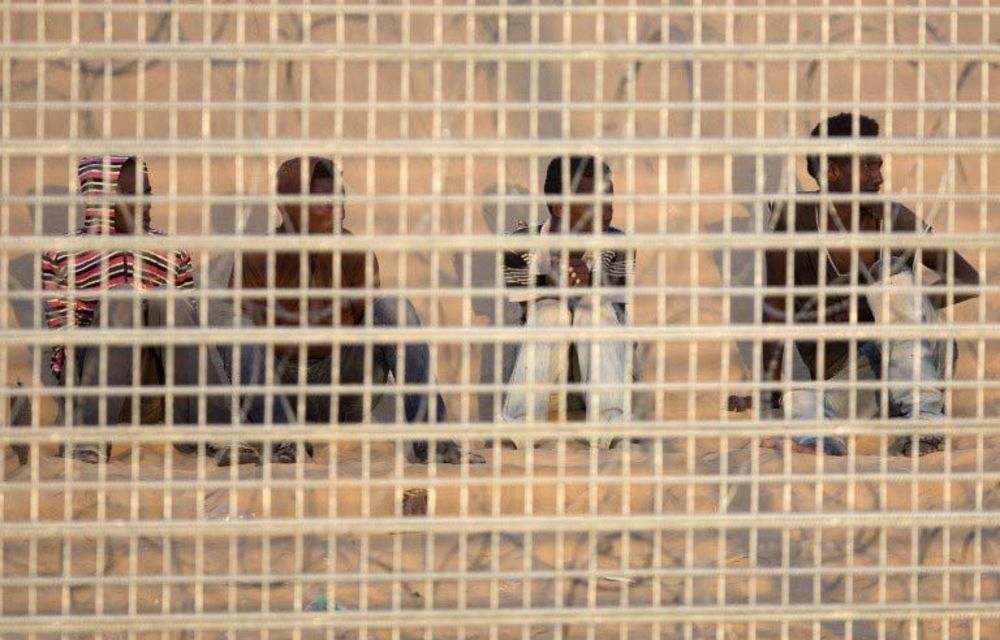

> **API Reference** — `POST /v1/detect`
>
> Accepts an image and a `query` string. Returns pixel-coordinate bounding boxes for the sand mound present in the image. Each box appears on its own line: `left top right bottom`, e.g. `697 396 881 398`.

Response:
4 439 1000 639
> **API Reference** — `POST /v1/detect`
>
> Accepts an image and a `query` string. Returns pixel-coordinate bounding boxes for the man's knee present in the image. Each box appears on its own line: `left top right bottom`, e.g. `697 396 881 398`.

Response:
372 296 421 327
572 302 622 327
145 297 199 328
871 256 913 283
867 257 936 326
95 298 140 328
526 299 569 327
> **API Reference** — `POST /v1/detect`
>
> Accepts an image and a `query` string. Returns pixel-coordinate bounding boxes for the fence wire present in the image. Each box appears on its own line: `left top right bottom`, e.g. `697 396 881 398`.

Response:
1 1 999 639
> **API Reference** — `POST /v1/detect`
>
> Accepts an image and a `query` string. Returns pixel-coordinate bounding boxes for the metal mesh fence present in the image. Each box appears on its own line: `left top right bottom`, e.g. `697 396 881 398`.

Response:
1 1 999 638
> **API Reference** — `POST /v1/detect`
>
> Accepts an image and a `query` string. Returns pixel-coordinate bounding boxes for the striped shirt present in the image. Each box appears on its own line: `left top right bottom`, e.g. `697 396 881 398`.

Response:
41 155 193 377
502 220 634 324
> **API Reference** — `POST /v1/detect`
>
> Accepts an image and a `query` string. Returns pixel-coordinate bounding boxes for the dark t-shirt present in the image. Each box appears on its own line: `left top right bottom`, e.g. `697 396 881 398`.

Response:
766 196 927 380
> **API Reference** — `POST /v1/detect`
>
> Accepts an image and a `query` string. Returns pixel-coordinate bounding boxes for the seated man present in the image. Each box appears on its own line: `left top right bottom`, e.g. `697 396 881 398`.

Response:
233 157 475 464
500 155 635 449
763 113 980 456
42 155 255 465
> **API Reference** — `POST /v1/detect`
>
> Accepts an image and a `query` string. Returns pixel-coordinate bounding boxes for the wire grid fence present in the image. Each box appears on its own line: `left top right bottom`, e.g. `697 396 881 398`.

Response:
1 1 1000 638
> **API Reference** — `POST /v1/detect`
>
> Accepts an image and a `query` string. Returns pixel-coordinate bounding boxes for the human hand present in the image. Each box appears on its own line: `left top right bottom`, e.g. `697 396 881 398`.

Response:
566 259 591 288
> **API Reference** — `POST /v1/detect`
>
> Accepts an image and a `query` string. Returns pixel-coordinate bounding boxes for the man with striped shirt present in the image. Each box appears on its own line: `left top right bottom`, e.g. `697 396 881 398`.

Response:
500 156 635 449
42 155 254 465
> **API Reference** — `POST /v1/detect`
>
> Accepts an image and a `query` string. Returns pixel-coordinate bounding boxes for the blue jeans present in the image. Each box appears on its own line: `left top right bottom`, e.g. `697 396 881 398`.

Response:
789 258 948 453
227 297 447 460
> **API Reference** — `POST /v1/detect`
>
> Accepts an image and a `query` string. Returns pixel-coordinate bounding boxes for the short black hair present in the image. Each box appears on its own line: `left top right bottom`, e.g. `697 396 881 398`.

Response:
544 156 613 210
310 157 339 189
306 158 348 204
806 112 880 181
115 156 150 195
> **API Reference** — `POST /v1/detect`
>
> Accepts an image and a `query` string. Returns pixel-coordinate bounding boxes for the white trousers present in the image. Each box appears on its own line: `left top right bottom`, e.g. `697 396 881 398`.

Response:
786 258 948 451
502 299 629 448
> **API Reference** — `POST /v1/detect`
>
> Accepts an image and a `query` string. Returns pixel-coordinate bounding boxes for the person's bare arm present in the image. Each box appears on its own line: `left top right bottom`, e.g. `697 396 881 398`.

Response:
918 248 980 308
229 252 268 322
567 257 591 288
888 205 980 307
731 248 790 413
346 251 380 326
762 246 789 383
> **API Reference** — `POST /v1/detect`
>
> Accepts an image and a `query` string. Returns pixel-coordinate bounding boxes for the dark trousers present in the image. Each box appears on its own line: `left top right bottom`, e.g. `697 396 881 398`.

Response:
68 290 237 455
236 297 448 461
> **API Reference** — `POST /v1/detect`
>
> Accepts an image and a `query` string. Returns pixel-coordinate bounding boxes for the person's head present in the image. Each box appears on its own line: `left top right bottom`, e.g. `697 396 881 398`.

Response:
114 157 152 234
276 157 346 234
806 113 883 194
78 155 150 234
544 155 614 233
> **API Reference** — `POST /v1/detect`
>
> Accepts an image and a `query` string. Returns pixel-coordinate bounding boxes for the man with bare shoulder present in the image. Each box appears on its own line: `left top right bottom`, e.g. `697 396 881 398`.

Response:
232 157 477 464
763 113 980 457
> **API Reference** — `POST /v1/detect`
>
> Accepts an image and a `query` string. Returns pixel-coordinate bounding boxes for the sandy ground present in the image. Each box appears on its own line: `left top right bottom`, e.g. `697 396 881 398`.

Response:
4 436 1000 639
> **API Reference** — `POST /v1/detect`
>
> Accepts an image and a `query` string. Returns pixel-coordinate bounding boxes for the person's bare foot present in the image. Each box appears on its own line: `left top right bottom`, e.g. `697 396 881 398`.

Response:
762 438 816 455
894 435 945 457
592 436 622 450
173 442 199 455
59 444 107 464
761 437 847 456
71 448 102 464
214 443 261 467
408 440 486 464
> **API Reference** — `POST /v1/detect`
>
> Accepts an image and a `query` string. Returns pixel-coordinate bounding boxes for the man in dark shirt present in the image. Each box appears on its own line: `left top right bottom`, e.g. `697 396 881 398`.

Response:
501 156 635 449
764 113 979 456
